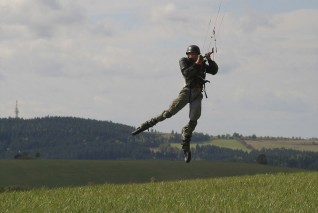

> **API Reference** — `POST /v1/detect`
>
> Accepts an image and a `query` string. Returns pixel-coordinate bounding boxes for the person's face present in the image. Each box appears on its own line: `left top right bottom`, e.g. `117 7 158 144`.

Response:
187 52 199 60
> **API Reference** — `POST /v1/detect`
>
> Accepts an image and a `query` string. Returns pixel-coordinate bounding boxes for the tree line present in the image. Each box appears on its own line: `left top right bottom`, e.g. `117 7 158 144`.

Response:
0 116 317 170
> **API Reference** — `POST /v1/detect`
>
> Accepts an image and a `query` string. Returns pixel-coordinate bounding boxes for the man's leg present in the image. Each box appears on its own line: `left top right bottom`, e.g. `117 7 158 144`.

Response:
181 89 203 139
131 110 171 135
181 120 197 163
181 120 198 142
132 88 190 135
181 90 203 163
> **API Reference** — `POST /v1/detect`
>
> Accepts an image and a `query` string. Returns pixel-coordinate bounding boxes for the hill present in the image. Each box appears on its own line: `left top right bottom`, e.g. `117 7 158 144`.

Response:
1 116 318 170
0 116 152 159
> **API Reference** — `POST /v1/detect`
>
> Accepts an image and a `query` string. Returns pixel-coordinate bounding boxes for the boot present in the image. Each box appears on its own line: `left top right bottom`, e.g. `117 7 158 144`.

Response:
181 139 191 163
131 118 158 135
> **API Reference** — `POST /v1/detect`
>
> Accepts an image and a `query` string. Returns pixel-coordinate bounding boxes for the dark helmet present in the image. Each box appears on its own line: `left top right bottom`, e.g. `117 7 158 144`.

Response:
186 45 200 55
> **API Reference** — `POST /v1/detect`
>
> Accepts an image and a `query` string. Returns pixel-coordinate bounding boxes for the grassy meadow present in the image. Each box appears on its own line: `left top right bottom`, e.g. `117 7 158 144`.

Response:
0 160 302 189
171 139 250 152
209 139 250 151
245 139 318 152
171 138 318 153
1 160 317 212
1 171 317 212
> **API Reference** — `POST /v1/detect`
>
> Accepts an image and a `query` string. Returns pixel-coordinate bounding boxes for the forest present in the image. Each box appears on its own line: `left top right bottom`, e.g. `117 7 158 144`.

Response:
0 116 317 170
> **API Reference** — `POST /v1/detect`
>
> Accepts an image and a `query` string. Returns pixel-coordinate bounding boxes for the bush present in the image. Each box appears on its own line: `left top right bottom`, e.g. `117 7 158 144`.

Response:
256 154 267 165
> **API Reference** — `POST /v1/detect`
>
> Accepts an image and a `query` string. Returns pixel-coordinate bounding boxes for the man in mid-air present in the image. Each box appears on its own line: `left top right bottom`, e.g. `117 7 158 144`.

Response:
132 45 219 163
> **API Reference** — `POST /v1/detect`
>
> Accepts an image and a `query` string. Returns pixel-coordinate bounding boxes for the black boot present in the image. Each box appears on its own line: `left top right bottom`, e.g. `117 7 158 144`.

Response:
181 139 191 163
131 119 158 135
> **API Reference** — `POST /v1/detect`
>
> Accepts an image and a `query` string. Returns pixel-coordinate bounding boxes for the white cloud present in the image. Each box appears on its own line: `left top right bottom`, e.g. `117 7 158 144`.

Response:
0 0 317 137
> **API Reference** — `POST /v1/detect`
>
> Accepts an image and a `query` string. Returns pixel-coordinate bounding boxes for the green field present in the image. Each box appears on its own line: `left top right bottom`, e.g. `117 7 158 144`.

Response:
1 160 317 212
245 139 318 152
0 160 302 189
210 139 251 151
171 139 250 152
171 138 318 153
1 171 317 212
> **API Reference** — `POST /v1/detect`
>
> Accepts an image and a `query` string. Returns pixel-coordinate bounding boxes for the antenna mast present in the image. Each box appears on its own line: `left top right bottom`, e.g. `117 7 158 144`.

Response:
15 100 19 118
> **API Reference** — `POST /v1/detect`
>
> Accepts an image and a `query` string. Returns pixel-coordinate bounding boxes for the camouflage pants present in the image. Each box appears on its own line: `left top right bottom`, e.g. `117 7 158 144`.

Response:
153 86 203 141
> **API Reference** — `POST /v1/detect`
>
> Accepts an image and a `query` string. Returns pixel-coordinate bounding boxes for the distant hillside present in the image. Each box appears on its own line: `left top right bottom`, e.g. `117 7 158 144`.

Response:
1 117 318 170
0 116 212 160
0 117 153 159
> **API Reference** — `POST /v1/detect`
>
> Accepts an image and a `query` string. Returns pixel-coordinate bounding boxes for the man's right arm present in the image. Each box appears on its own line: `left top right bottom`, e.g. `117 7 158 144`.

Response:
179 57 201 79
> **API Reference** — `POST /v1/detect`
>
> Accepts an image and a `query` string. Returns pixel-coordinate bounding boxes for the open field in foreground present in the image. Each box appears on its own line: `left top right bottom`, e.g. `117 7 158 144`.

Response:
1 172 317 212
0 160 303 189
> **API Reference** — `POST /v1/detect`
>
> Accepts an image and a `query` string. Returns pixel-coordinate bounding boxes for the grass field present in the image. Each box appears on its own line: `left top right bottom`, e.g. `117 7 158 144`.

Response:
0 160 316 212
171 139 250 152
210 139 250 152
0 160 302 189
245 139 318 152
171 138 318 153
1 172 317 212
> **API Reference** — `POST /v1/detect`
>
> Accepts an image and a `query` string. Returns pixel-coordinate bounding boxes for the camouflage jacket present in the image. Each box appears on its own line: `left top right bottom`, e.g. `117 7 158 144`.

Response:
179 57 218 88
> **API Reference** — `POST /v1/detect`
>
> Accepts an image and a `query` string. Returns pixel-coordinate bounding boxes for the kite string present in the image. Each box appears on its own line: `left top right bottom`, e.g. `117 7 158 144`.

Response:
202 18 212 54
204 0 223 60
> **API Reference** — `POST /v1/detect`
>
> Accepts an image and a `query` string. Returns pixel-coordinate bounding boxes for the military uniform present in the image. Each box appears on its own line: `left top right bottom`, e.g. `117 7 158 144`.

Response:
132 45 218 162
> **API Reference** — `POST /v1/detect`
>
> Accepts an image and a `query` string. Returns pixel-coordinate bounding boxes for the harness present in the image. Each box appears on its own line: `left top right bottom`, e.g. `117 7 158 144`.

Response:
200 60 211 98
202 78 210 98
188 76 210 103
181 58 212 102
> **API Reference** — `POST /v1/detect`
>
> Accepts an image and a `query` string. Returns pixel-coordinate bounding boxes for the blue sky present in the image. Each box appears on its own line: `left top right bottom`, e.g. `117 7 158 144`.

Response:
0 0 317 138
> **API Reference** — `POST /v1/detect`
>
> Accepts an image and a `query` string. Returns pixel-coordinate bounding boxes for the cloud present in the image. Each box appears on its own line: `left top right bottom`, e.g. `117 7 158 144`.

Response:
201 7 318 137
148 3 176 22
0 72 5 82
0 0 317 137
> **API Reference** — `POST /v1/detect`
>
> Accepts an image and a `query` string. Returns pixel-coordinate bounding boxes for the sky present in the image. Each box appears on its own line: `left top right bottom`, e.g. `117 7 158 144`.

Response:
0 0 317 138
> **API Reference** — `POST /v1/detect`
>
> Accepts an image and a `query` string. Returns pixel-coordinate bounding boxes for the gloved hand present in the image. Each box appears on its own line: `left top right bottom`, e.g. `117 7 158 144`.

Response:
195 55 204 65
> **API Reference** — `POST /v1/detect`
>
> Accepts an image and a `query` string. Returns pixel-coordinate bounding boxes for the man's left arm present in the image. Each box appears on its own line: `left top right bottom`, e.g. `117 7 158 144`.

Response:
206 59 218 75
204 52 218 75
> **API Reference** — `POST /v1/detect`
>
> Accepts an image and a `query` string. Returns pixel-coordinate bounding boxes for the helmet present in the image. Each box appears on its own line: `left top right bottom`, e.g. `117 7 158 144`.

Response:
186 45 200 54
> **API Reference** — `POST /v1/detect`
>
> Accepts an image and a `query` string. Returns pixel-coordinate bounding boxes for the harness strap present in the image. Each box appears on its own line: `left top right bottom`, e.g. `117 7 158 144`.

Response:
202 80 210 98
189 85 192 103
187 79 210 103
